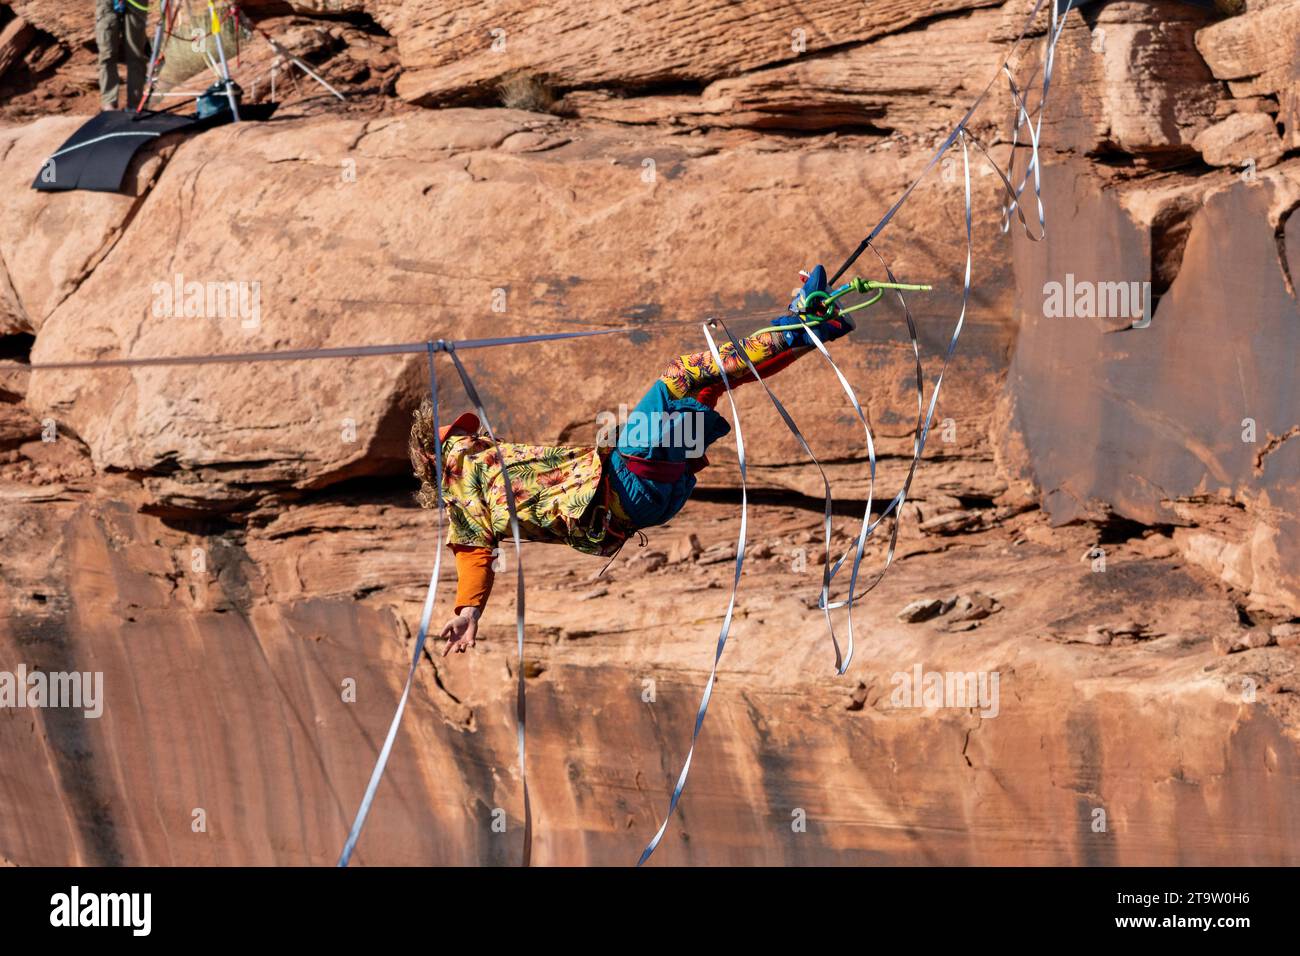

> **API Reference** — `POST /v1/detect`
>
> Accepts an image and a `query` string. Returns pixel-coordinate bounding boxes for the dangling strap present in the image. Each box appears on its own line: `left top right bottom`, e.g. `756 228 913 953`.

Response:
998 1 1072 238
637 323 749 866
771 316 879 675
713 318 845 672
824 132 976 610
815 5 1077 613
337 343 446 866
828 0 1066 285
445 346 534 867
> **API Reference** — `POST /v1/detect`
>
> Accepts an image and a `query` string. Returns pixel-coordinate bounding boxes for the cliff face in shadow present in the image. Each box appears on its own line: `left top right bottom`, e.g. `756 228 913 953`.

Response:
1 0 1298 865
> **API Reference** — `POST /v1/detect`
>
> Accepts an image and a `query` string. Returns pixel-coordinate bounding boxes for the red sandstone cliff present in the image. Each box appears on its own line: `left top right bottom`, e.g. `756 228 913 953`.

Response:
0 0 1297 866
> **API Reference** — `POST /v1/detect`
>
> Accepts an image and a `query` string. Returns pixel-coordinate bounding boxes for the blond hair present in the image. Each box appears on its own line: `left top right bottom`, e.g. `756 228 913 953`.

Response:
408 397 442 510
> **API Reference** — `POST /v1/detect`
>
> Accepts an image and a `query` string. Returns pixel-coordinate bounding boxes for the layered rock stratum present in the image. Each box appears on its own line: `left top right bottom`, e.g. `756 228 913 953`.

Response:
0 0 1297 865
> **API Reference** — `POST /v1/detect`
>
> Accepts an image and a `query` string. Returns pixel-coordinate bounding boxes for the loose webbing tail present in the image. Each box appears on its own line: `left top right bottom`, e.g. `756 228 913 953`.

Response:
825 133 976 610
999 2 1073 236
637 322 749 866
445 347 533 868
713 318 845 672
786 318 878 675
337 342 446 867
829 0 1060 285
818 0 1075 615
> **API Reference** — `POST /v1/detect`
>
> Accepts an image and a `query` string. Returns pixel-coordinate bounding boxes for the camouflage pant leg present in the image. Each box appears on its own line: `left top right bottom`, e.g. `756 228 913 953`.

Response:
123 6 150 110
95 0 123 109
95 2 150 110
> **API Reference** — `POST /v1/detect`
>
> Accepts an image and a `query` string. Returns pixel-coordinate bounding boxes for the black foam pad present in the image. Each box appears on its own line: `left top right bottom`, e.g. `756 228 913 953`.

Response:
32 104 278 194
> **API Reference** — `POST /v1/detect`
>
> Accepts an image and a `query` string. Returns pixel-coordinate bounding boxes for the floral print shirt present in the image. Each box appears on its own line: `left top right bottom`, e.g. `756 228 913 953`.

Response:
440 434 631 557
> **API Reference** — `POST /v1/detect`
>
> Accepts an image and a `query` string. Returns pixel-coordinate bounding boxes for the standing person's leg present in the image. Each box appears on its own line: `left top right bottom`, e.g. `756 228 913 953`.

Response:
95 0 123 110
124 3 151 111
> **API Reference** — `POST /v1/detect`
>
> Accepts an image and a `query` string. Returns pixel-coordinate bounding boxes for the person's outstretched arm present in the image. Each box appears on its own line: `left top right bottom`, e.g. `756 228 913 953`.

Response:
441 544 495 655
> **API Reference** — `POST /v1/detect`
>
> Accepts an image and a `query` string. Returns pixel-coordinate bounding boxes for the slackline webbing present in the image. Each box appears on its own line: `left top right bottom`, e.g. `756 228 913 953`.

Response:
828 0 1068 285
336 343 446 866
445 346 534 867
636 322 749 866
339 342 535 867
9 329 634 372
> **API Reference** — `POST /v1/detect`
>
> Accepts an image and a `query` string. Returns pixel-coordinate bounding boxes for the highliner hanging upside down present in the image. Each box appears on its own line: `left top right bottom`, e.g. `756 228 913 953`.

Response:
407 265 929 657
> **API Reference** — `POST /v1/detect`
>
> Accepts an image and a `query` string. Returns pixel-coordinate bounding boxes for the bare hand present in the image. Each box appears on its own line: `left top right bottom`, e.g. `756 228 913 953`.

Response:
440 608 480 657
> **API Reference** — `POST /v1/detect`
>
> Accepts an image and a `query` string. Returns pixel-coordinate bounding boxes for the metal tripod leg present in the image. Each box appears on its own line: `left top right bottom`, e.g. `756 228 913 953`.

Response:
231 3 343 103
262 33 345 101
137 0 172 112
209 2 240 121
